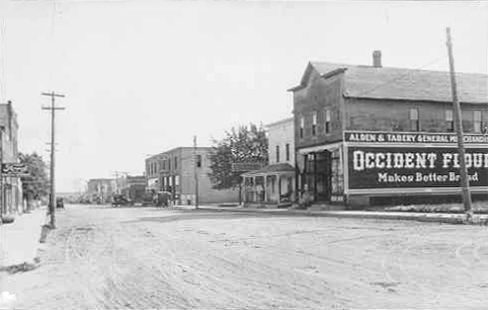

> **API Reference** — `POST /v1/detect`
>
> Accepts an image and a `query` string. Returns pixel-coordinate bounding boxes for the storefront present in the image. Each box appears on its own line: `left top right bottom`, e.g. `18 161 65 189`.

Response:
242 163 295 207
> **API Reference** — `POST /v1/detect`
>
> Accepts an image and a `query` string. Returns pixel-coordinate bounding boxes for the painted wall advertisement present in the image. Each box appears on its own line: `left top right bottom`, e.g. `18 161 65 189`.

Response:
344 131 488 190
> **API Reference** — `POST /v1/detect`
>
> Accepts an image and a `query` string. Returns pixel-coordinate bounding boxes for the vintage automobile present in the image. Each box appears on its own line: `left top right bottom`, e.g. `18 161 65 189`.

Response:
111 194 131 207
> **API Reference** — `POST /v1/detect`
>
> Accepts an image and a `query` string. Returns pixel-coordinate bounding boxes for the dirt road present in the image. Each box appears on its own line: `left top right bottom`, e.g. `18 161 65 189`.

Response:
1 204 487 309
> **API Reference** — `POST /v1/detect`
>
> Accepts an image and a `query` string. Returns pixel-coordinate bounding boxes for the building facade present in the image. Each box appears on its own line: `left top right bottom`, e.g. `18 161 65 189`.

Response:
146 147 239 205
86 178 115 203
242 118 296 206
289 51 488 208
0 101 23 215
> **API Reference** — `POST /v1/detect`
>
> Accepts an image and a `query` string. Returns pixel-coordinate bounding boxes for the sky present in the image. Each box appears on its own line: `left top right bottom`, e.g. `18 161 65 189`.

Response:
0 0 487 192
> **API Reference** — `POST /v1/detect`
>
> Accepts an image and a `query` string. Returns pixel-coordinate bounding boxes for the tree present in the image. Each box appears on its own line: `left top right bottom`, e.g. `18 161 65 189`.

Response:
19 152 49 206
208 123 268 190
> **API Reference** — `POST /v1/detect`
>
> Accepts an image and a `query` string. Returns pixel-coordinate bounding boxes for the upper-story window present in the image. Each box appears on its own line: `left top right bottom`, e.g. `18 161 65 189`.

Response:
446 109 454 132
324 109 331 134
474 111 482 133
174 156 178 169
409 108 419 132
312 112 317 136
276 145 280 163
168 159 171 170
285 143 290 161
299 116 304 139
196 154 202 168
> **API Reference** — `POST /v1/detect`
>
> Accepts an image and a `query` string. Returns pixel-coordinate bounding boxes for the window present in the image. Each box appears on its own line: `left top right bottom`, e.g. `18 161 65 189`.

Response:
409 108 419 131
474 111 482 133
175 175 180 186
276 145 280 163
168 159 171 170
300 117 304 138
285 143 290 161
196 154 202 168
174 156 178 169
312 112 317 136
446 109 454 132
324 109 331 134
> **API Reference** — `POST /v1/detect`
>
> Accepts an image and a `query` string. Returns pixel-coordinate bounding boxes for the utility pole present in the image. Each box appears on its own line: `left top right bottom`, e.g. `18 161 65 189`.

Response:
42 91 65 229
446 27 473 222
193 135 199 209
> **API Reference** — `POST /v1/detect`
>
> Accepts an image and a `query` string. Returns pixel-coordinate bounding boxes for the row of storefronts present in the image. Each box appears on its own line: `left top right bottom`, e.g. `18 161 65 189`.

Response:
243 51 488 208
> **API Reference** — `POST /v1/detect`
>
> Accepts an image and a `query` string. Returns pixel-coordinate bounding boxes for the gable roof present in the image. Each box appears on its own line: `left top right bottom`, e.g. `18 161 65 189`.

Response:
290 61 488 104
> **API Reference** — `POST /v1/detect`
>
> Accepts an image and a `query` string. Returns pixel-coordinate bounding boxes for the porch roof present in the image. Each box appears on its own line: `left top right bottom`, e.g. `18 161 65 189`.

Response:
242 163 295 177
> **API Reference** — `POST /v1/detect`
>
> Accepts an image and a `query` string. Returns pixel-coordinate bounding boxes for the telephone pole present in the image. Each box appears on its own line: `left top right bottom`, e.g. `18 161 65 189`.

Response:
193 135 199 209
446 27 473 222
42 91 65 229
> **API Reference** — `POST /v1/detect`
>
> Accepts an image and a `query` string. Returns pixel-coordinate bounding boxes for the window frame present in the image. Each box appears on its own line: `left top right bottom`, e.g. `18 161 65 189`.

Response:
445 109 454 132
324 109 331 134
409 108 420 132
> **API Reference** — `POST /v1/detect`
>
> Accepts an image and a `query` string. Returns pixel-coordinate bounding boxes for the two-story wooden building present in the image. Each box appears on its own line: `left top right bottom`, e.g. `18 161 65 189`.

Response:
289 51 488 208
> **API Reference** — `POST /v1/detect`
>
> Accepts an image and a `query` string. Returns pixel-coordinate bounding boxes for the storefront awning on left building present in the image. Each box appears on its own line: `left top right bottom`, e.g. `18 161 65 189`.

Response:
241 163 295 178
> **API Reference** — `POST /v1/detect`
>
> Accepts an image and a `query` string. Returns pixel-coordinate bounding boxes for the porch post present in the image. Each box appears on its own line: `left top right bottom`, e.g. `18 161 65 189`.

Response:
277 174 281 203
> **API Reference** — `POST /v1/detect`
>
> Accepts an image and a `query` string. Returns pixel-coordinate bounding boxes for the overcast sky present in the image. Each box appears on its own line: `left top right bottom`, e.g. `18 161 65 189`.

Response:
0 0 487 192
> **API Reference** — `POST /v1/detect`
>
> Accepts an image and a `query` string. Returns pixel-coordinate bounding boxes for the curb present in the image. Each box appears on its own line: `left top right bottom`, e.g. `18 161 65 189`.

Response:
196 207 483 225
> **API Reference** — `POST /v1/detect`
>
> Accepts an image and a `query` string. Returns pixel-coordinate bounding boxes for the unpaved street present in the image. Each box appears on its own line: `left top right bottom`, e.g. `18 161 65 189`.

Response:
2 204 488 309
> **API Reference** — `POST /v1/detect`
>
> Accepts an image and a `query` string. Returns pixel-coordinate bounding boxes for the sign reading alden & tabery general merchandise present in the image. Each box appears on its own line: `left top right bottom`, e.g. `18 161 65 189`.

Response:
344 131 488 191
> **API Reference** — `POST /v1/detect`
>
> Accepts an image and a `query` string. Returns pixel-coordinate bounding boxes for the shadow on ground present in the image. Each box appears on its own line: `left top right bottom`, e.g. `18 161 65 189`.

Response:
128 209 278 224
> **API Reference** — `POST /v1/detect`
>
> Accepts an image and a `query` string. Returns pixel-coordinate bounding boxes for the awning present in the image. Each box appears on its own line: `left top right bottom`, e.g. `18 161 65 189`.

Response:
242 163 295 177
297 141 343 155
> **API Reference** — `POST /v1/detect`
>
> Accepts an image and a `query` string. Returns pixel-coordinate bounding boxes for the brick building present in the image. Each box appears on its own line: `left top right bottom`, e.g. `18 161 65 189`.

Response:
242 117 295 206
289 51 488 208
0 101 23 215
145 147 239 205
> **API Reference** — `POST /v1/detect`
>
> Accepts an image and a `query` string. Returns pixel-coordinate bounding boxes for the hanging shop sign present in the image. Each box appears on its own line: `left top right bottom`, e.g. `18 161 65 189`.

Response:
344 131 488 192
1 163 29 177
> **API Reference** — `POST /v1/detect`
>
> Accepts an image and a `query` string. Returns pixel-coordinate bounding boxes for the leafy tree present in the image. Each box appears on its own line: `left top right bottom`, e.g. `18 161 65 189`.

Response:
208 123 268 190
19 152 49 203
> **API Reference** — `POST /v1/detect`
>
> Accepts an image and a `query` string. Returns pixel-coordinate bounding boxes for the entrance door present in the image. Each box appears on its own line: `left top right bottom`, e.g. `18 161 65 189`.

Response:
315 151 331 202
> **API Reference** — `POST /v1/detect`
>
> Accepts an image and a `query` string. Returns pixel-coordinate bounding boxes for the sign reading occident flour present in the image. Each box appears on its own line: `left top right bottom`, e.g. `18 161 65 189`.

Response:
344 131 488 191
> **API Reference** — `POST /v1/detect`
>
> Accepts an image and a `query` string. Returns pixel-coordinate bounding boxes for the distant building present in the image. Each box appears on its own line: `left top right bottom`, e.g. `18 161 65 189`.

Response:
242 117 296 206
146 147 239 205
120 175 146 202
86 178 115 203
288 51 488 208
0 101 23 215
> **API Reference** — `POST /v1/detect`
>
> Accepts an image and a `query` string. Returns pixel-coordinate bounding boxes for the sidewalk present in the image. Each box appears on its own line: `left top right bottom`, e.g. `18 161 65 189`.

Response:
175 205 488 225
0 208 47 270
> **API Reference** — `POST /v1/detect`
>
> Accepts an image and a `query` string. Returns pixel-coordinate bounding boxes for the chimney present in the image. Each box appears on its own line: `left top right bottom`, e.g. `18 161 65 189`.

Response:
373 50 382 68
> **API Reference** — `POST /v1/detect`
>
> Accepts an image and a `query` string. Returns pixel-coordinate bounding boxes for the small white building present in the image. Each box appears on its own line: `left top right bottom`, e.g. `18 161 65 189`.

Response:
242 117 296 206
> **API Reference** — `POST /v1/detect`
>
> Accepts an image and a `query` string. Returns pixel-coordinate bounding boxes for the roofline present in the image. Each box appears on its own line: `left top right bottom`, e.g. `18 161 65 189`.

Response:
146 146 214 160
344 95 488 105
287 67 347 92
265 117 293 128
